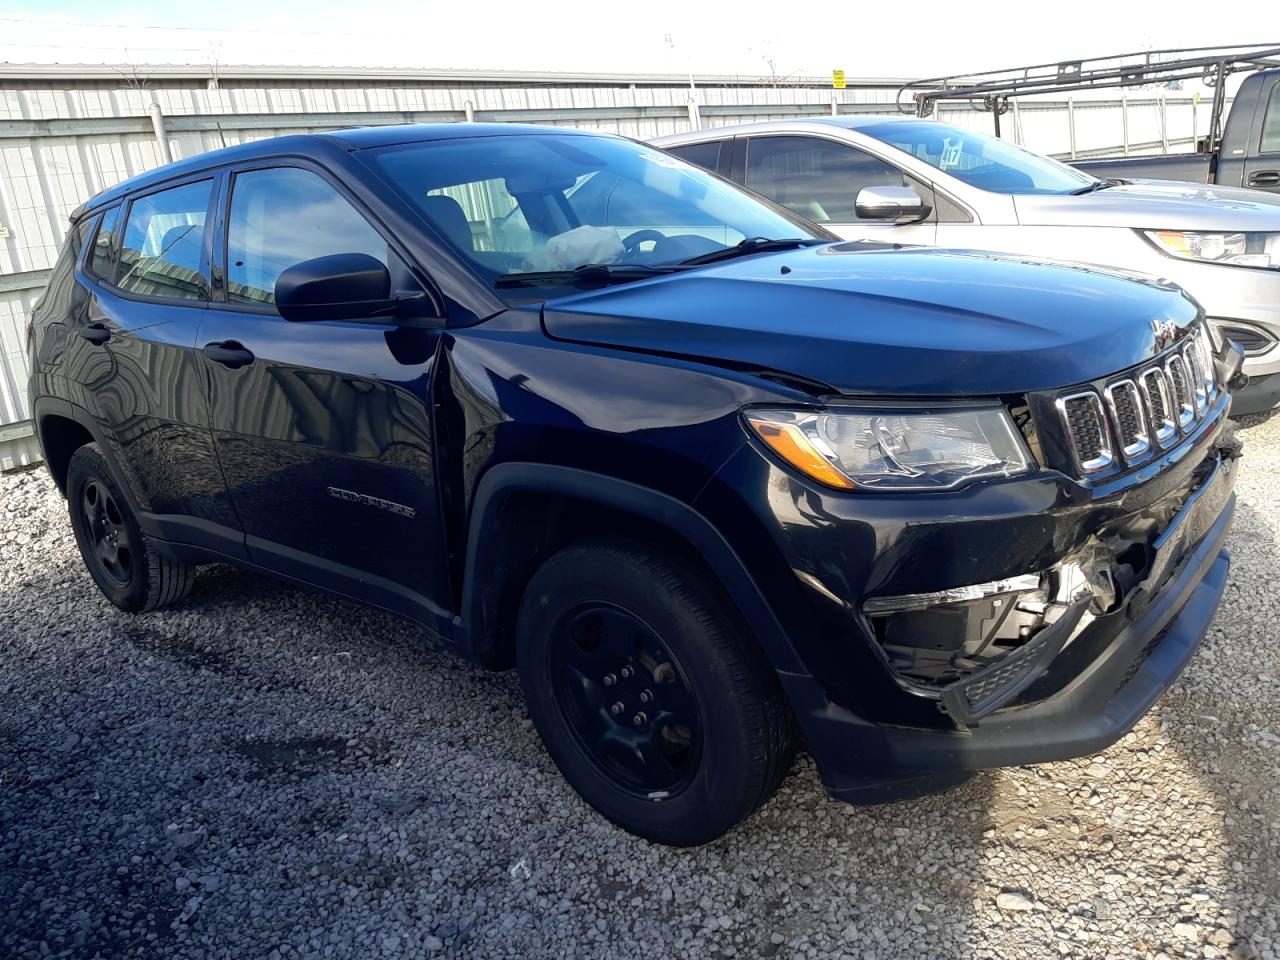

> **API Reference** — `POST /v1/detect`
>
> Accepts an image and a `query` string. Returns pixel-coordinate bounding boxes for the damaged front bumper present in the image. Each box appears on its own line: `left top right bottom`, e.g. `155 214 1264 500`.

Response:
866 442 1239 729
780 426 1241 804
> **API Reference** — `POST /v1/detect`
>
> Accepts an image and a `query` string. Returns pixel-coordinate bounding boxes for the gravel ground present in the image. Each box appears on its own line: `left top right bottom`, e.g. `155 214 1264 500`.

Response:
1 417 1278 960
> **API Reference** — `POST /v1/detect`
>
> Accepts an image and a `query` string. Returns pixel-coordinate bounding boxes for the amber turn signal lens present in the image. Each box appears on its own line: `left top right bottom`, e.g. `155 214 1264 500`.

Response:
747 418 856 490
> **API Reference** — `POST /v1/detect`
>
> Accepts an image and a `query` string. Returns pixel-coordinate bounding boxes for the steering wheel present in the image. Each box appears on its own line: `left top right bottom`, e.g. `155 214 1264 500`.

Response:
621 230 668 259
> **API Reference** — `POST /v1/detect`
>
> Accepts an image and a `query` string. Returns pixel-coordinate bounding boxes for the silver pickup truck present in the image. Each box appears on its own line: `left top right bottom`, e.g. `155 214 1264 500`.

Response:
657 116 1280 415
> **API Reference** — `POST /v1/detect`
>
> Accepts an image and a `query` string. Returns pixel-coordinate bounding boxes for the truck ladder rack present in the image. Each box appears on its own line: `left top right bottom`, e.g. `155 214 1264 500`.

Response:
900 44 1280 144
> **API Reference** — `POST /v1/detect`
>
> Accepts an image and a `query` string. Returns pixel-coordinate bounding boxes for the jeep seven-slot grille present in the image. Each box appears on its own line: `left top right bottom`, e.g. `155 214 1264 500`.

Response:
1057 326 1218 476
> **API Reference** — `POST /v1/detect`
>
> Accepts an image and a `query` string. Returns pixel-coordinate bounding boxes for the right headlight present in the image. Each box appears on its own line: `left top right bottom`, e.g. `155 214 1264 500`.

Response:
745 404 1033 492
1143 230 1279 269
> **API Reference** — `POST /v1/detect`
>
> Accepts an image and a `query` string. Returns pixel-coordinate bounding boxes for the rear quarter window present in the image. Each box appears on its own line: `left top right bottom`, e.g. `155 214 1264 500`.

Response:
86 205 120 281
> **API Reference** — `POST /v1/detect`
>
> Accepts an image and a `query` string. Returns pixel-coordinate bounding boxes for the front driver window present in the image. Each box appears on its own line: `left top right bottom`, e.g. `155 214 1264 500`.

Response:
226 167 389 305
745 136 906 222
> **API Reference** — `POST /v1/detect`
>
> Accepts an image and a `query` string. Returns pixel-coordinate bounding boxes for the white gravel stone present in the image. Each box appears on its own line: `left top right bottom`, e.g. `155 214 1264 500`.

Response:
996 892 1036 912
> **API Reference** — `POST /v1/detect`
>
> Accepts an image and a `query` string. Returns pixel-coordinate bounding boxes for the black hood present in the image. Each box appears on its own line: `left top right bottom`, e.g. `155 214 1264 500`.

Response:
542 245 1199 396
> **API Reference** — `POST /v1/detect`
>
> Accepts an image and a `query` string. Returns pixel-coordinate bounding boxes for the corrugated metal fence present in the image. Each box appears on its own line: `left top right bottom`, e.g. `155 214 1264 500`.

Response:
0 66 1210 469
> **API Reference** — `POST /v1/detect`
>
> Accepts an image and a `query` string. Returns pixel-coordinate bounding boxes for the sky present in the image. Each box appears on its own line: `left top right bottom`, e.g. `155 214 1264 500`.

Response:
0 0 1268 81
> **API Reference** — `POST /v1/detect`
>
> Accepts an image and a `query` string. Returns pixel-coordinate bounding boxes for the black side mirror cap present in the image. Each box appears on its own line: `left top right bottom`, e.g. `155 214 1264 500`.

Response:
275 253 435 324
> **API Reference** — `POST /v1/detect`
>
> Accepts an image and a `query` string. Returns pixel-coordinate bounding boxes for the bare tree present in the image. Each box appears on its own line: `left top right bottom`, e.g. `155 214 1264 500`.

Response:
109 49 158 96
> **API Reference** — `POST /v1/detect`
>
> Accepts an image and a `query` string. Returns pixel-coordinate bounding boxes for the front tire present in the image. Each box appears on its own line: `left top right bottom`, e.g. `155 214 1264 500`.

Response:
66 443 194 613
516 540 797 845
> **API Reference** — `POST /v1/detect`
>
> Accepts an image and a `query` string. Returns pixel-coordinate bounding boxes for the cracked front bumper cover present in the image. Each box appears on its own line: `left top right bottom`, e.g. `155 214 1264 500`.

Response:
787 458 1236 803
871 444 1237 732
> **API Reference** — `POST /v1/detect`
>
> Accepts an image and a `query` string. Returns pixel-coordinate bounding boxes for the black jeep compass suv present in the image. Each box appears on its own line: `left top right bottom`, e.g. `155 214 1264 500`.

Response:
27 124 1244 845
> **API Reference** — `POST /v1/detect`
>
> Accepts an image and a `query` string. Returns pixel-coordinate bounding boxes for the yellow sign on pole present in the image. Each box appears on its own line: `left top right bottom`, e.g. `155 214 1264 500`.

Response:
832 69 846 90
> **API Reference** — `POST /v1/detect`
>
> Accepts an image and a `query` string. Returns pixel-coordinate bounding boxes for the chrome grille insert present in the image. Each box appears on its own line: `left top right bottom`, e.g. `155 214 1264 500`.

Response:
1165 354 1195 429
1184 345 1208 414
1103 379 1149 459
1194 326 1218 402
1138 367 1177 447
1056 391 1112 473
1056 325 1220 478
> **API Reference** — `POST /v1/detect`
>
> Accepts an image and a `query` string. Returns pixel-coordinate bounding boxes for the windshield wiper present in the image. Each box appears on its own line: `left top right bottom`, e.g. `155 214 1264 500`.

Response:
493 237 827 287
1070 178 1124 195
494 263 686 289
678 236 826 266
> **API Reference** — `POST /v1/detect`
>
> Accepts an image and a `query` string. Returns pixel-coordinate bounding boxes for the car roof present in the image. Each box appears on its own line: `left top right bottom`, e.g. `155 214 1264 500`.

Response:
654 114 922 146
73 122 609 219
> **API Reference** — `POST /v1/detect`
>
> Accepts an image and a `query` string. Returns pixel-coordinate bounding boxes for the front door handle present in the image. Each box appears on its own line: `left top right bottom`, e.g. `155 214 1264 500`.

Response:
1248 170 1280 187
203 340 255 369
79 323 110 345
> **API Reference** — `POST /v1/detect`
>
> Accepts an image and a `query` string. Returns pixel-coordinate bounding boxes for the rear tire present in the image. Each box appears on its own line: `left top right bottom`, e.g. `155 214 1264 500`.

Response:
66 443 195 613
516 539 797 845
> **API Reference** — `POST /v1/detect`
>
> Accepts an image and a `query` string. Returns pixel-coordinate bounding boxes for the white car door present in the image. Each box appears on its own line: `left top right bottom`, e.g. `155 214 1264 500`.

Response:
741 134 938 245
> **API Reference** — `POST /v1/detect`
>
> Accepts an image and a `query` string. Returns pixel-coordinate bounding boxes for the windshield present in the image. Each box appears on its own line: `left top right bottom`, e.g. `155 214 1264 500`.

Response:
858 120 1096 196
364 133 826 297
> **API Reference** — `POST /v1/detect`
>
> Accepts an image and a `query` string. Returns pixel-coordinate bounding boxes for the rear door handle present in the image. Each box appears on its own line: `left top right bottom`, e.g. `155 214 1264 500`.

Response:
78 323 110 345
203 340 255 369
1248 170 1280 187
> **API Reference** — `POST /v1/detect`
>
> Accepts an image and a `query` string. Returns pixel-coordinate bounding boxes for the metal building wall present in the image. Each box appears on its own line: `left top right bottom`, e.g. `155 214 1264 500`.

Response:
0 284 41 468
0 66 1208 469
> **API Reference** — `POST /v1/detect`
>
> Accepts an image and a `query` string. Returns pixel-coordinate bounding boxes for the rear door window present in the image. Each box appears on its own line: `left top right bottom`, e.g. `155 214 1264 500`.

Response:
118 180 214 300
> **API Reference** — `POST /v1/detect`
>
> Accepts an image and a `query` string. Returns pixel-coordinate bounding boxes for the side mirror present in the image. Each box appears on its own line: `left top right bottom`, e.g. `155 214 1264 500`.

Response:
275 253 428 323
854 186 931 223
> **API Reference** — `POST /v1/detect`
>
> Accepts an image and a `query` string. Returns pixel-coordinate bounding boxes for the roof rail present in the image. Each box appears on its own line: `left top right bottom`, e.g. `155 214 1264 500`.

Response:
899 44 1280 143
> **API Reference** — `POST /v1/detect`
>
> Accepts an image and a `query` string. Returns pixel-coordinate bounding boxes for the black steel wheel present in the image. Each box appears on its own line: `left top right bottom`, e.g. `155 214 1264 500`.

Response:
66 443 195 613
548 602 702 797
80 477 132 586
517 540 797 845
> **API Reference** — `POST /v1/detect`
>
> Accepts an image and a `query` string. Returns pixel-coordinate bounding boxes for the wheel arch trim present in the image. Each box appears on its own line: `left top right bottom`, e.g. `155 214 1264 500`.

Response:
32 396 134 498
458 462 810 676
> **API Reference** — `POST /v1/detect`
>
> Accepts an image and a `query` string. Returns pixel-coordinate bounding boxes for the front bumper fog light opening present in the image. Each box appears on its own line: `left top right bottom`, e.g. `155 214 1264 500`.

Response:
938 598 1090 728
865 568 1098 724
